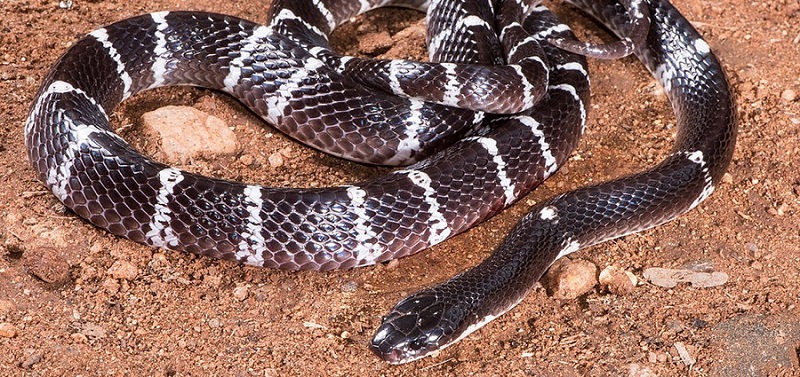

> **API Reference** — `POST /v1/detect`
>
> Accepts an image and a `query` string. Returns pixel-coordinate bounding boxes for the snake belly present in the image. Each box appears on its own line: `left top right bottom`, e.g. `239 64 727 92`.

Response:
370 0 737 364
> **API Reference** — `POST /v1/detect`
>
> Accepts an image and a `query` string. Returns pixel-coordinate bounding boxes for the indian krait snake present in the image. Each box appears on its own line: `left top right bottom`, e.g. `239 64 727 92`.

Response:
25 0 736 364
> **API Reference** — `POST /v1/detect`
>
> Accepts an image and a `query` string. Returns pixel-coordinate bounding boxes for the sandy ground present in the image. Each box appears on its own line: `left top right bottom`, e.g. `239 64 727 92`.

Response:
1 0 799 376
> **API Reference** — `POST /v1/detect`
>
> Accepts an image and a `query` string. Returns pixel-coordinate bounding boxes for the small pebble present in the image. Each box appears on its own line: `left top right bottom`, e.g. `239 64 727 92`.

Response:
0 322 17 338
20 351 42 369
722 172 733 184
746 242 761 259
775 203 788 216
101 278 120 294
208 318 222 328
598 266 636 295
0 299 15 315
233 285 249 301
24 246 70 284
781 89 797 102
384 259 400 271
268 152 284 168
654 350 669 363
541 258 598 300
107 260 139 281
279 147 294 159
239 154 255 166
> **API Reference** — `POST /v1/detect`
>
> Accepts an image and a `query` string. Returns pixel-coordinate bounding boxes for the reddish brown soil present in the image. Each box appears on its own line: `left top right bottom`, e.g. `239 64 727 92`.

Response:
1 0 799 375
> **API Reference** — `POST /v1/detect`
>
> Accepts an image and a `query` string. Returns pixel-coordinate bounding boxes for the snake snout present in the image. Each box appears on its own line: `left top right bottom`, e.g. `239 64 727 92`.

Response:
370 311 445 363
370 291 467 363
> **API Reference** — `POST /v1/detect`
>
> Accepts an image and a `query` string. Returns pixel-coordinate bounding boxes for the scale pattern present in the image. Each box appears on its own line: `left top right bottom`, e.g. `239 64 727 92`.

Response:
25 0 583 271
370 0 736 364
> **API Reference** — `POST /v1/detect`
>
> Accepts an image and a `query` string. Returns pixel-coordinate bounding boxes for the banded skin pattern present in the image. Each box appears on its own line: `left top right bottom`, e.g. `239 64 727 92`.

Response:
26 0 577 272
370 0 736 364
24 0 735 365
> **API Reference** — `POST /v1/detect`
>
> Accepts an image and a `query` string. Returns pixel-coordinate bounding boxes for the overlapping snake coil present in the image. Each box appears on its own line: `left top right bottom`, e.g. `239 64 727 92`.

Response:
25 0 736 364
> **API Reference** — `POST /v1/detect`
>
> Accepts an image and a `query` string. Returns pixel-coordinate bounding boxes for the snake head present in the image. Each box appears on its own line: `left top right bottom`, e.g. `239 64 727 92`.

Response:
370 290 469 364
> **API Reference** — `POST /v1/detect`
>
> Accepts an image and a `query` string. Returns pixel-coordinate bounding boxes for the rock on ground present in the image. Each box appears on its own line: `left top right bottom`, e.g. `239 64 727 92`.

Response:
541 258 598 299
141 105 239 164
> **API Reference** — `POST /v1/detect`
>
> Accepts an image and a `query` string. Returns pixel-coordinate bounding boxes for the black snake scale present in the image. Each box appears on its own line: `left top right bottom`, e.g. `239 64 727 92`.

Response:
25 0 735 364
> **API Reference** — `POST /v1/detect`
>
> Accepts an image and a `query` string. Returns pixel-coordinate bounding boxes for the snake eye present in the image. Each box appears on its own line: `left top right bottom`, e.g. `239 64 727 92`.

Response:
409 336 428 351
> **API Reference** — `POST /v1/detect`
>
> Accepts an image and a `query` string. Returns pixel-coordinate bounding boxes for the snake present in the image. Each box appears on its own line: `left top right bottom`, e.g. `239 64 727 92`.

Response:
24 0 736 365
370 0 737 363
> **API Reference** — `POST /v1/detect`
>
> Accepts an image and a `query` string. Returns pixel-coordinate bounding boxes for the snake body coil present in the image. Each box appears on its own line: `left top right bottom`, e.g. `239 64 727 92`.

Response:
370 0 737 363
25 0 735 364
26 0 579 271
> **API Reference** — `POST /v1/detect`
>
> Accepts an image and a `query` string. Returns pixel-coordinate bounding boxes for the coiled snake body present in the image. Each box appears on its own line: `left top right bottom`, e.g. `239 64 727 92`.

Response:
25 0 736 364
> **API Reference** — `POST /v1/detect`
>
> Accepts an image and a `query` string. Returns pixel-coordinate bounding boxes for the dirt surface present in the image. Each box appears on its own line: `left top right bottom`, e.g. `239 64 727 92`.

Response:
1 0 799 376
